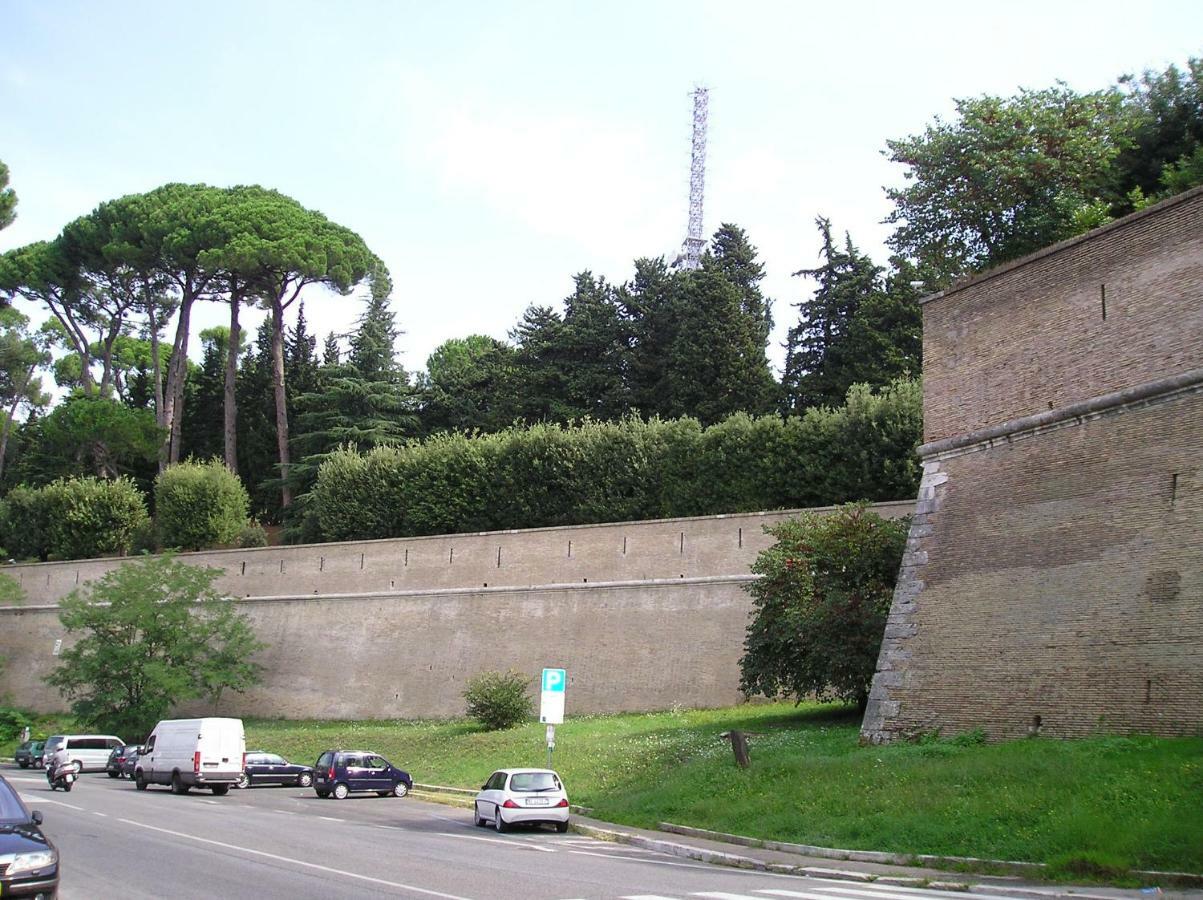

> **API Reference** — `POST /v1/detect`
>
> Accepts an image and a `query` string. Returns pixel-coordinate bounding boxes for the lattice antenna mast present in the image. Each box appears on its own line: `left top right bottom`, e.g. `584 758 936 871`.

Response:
675 86 709 271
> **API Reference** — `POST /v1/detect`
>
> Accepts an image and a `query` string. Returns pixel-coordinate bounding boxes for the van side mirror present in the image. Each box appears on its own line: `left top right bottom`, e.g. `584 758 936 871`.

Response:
31 810 43 825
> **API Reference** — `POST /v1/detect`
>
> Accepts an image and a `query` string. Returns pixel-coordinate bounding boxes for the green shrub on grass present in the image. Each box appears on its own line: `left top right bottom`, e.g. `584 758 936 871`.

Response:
463 670 533 730
41 476 149 559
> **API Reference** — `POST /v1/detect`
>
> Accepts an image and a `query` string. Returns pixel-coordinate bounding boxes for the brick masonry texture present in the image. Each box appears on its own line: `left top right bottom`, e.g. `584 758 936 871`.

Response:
862 188 1203 743
0 502 913 719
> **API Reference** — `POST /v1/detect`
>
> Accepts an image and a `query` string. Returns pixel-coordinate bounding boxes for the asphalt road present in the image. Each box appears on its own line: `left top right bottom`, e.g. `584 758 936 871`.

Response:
6 765 1008 900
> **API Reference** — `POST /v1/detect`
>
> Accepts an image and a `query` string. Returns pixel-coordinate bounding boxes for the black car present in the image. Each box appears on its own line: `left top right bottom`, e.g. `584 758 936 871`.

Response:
14 741 44 770
312 750 412 799
121 749 141 779
0 773 59 898
237 751 314 789
106 743 141 778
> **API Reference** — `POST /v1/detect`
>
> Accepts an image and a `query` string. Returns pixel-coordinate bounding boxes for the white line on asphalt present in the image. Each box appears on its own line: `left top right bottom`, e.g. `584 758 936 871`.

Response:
33 796 86 811
763 884 1014 900
115 818 477 900
622 895 681 899
317 815 345 822
434 832 556 853
693 892 765 899
93 811 108 817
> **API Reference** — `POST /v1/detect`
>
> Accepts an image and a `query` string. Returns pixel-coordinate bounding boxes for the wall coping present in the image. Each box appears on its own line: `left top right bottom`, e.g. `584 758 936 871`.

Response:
0 573 760 612
0 500 914 573
918 367 1203 461
918 184 1203 307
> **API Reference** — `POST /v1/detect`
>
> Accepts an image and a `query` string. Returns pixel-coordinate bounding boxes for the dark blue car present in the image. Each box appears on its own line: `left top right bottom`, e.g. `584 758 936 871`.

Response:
312 750 412 800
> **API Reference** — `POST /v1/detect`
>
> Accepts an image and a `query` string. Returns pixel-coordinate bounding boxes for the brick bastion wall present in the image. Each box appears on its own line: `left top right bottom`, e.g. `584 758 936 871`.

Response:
861 186 1203 743
0 501 913 719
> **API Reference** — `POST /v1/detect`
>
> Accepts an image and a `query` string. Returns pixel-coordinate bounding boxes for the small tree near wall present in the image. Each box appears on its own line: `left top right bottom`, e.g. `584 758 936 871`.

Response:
47 556 264 739
739 503 907 710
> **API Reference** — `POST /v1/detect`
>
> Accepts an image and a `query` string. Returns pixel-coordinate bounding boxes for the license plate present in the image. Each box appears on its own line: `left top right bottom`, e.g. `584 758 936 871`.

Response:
526 797 549 806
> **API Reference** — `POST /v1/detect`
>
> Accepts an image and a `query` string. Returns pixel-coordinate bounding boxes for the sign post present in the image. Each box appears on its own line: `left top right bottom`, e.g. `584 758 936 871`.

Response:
539 668 566 769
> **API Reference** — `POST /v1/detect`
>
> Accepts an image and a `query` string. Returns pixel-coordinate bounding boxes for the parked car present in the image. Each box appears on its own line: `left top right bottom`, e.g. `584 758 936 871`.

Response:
134 717 244 795
42 734 125 773
106 743 142 779
0 773 59 898
474 768 570 833
312 750 412 799
121 749 141 779
14 740 44 769
237 751 314 789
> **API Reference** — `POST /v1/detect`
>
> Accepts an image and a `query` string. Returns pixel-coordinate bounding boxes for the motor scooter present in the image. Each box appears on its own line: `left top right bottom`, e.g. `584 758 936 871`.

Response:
47 759 82 792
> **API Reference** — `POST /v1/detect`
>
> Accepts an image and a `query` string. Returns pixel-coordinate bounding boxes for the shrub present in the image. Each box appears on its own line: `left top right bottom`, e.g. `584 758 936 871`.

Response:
40 476 149 560
463 670 534 730
0 485 49 561
0 707 33 742
237 521 269 548
155 460 250 550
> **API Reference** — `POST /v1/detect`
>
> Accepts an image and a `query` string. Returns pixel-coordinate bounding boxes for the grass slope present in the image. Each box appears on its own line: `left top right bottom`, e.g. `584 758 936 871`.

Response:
244 703 1203 876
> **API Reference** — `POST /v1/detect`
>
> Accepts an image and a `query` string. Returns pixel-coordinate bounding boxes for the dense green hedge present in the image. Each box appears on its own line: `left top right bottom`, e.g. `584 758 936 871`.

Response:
155 459 251 551
309 380 922 542
0 476 148 560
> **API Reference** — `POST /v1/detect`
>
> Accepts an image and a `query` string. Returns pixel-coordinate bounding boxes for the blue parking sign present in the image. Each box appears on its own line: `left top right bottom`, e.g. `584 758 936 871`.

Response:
542 668 566 692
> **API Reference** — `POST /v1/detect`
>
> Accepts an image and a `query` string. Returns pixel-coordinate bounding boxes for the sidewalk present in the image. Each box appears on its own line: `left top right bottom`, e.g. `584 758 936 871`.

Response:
410 783 1201 900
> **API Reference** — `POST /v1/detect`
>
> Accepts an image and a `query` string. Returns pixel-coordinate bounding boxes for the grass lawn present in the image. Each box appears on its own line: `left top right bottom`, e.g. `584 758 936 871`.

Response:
240 703 1203 878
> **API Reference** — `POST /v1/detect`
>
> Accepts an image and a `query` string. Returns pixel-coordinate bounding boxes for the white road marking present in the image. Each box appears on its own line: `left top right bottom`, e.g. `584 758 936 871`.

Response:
761 884 1009 900
93 811 108 817
623 895 681 899
116 818 476 900
317 815 345 822
31 796 86 811
434 832 556 852
571 850 719 871
694 892 764 899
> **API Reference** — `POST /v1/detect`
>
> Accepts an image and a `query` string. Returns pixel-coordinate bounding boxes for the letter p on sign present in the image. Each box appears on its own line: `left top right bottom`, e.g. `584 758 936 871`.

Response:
540 668 566 724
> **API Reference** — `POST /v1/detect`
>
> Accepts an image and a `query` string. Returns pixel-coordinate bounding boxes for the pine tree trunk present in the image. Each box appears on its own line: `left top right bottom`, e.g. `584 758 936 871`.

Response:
270 299 292 508
224 292 241 472
163 292 195 466
148 298 167 472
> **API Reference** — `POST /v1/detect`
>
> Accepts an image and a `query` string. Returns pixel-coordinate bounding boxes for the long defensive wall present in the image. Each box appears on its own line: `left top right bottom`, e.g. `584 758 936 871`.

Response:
0 501 912 719
862 186 1203 743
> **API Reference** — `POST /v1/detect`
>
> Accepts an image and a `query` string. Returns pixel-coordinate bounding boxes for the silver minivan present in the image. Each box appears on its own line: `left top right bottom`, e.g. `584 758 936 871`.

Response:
43 734 125 773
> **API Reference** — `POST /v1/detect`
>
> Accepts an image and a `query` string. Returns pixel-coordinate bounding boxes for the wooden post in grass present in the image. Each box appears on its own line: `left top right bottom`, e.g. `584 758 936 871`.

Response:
720 730 752 768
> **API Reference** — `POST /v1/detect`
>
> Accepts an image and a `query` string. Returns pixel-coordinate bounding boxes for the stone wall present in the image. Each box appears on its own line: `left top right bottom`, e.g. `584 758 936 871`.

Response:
0 502 913 719
862 187 1203 743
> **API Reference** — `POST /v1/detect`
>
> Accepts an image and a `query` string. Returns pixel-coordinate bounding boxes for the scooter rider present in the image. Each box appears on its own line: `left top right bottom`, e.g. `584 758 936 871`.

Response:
46 744 71 782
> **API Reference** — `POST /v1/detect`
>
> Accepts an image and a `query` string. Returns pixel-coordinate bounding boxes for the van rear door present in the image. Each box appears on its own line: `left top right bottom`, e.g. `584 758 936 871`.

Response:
198 719 245 779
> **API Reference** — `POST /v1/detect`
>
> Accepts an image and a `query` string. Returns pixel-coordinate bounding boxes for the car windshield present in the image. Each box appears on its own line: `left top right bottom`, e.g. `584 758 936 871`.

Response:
509 772 560 792
0 779 31 822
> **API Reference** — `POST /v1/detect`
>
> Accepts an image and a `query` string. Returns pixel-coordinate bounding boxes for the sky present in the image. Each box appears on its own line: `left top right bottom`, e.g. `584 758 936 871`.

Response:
2 0 1201 377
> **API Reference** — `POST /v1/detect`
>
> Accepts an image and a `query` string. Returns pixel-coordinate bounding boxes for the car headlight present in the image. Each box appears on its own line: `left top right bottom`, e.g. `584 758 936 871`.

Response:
5 848 58 875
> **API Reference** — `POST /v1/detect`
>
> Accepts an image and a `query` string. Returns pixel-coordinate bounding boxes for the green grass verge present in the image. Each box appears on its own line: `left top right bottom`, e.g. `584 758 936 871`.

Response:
242 702 1203 876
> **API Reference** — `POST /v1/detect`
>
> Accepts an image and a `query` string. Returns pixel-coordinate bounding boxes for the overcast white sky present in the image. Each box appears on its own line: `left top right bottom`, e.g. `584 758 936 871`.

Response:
3 1 1200 375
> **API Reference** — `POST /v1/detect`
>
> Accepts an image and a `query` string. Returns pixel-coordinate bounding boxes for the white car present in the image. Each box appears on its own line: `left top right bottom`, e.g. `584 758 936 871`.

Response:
474 768 570 833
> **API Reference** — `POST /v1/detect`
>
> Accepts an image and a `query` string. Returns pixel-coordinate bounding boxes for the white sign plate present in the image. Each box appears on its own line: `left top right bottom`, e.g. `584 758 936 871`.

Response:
539 668 566 724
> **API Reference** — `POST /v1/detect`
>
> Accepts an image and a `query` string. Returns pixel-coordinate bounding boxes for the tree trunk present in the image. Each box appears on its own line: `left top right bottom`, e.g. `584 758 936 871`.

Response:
146 293 167 472
270 299 291 508
224 290 241 472
163 291 196 466
0 401 18 483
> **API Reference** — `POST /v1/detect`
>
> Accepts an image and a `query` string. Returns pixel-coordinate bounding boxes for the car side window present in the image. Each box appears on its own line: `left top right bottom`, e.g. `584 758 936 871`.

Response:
343 755 362 768
145 736 156 752
487 772 505 790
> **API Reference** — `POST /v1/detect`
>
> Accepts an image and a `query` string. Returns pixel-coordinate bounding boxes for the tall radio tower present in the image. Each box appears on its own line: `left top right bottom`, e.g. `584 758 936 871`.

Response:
673 86 709 271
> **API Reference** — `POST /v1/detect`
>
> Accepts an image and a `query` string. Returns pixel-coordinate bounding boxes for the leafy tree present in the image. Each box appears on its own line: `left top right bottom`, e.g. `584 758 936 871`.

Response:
0 308 51 480
155 460 250 551
27 396 161 487
885 84 1133 286
417 335 518 434
739 503 908 710
0 485 48 560
39 475 149 560
624 256 679 417
1114 57 1203 207
47 556 264 738
0 159 15 233
556 272 632 421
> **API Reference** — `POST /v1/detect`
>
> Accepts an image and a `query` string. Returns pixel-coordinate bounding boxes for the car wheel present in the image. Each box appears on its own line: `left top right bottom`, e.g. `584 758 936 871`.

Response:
493 807 507 833
555 820 569 834
393 782 409 798
212 785 230 796
235 773 250 789
18 760 28 769
135 771 147 791
315 790 329 798
474 803 487 827
298 772 312 787
171 772 189 795
332 782 349 800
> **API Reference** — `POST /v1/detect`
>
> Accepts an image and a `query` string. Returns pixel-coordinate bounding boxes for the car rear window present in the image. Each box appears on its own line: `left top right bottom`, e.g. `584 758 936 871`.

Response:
509 772 560 792
317 752 333 769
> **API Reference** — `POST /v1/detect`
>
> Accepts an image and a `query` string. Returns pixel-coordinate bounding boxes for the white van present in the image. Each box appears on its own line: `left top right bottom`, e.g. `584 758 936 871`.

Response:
134 717 245 796
43 734 124 773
